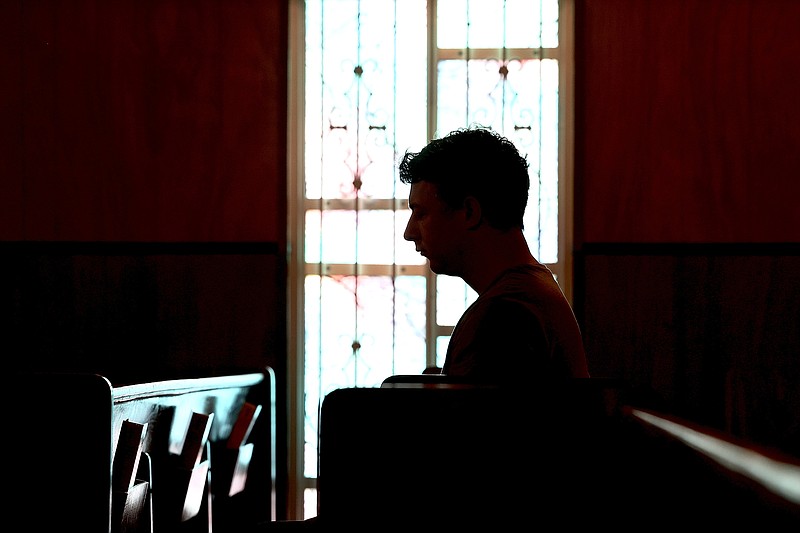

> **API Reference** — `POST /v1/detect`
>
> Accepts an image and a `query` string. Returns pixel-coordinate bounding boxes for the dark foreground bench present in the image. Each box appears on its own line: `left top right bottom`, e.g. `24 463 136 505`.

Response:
12 369 275 532
315 377 627 529
310 376 799 530
621 406 800 528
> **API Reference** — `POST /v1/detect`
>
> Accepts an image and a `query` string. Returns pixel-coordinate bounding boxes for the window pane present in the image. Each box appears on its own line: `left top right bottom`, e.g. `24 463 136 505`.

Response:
436 274 477 325
437 57 559 262
437 0 559 49
305 274 427 386
393 275 429 374
304 273 426 476
305 209 422 265
522 58 560 263
437 58 556 143
436 335 450 368
305 0 427 201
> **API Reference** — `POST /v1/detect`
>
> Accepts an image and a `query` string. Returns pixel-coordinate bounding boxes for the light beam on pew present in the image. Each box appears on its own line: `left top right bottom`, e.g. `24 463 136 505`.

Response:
630 408 800 505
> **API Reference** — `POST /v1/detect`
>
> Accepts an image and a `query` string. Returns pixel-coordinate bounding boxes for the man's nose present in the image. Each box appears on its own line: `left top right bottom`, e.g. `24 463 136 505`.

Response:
403 220 414 242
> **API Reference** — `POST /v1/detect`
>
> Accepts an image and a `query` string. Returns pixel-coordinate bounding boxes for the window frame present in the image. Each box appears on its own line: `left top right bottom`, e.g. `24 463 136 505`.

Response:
286 0 575 520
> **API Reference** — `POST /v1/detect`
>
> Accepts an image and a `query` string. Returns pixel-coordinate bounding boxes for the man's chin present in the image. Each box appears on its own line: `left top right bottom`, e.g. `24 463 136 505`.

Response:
426 260 448 276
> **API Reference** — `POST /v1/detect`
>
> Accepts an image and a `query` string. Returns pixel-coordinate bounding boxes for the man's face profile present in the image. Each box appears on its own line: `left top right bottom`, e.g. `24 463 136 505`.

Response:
404 181 462 276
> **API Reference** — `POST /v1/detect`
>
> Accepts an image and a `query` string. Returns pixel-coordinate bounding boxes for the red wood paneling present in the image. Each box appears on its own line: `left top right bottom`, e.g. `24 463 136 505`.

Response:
578 250 800 456
575 0 800 243
2 0 287 242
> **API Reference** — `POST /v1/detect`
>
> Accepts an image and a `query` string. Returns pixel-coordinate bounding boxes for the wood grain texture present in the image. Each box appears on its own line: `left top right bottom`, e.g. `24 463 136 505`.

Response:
575 0 800 243
2 0 287 242
576 248 800 457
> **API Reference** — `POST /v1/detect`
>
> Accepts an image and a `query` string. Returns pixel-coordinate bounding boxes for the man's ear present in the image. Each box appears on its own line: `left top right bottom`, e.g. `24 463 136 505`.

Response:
462 196 483 230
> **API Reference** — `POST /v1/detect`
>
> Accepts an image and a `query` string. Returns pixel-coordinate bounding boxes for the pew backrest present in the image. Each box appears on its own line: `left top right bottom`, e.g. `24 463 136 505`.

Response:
12 369 275 532
315 376 800 528
317 378 628 528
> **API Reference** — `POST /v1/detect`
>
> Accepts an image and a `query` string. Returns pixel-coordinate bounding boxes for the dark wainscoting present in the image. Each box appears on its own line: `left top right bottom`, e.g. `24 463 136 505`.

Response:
574 243 800 458
2 241 284 386
3 240 289 520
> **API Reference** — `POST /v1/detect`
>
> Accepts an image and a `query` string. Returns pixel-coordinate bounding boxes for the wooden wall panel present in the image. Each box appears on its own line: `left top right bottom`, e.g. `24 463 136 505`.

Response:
5 243 284 386
575 0 800 243
572 0 800 462
576 246 800 457
2 1 289 515
1 0 287 242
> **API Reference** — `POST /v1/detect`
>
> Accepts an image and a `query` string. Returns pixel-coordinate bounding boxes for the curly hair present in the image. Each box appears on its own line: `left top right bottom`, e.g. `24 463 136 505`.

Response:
398 126 530 230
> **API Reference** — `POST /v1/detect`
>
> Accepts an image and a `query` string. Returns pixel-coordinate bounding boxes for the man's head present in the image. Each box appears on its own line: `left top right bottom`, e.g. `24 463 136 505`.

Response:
398 126 530 231
400 127 531 277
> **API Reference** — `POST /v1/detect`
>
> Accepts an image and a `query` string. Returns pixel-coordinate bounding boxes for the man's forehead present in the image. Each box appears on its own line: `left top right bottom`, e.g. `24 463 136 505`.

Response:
409 181 438 201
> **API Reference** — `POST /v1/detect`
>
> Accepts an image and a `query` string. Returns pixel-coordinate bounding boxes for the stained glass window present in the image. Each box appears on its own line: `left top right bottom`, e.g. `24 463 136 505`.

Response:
291 0 568 519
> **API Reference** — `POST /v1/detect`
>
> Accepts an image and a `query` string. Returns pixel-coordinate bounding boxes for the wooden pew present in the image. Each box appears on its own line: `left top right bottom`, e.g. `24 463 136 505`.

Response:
311 376 799 529
315 377 628 529
619 407 800 528
11 369 275 532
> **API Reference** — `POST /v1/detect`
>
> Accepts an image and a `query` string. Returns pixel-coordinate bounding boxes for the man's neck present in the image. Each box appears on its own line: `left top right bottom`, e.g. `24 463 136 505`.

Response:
462 230 538 294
